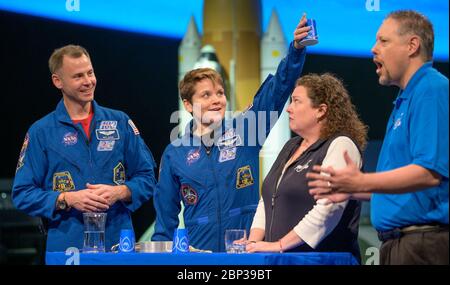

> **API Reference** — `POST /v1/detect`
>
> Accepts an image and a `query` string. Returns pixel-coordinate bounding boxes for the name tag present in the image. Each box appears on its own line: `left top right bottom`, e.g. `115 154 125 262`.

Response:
96 129 120 141
217 135 242 151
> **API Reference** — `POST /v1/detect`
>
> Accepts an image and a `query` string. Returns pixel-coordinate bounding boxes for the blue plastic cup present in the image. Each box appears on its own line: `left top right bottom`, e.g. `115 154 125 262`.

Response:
119 229 135 253
172 228 189 253
298 19 318 47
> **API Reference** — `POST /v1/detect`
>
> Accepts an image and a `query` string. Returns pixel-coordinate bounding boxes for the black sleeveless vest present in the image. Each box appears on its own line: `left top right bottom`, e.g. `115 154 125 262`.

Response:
261 135 362 262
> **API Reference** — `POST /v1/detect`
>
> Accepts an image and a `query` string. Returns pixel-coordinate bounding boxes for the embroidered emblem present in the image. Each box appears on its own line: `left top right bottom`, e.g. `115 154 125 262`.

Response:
53 171 75 192
96 129 120 141
180 184 198 205
99 121 118 130
113 162 126 185
128 119 140 135
186 148 201 165
62 132 78 146
393 113 403 130
294 159 312 173
97 140 115 151
393 118 401 129
223 128 236 139
236 165 254 189
16 133 29 172
217 128 242 151
219 147 237 163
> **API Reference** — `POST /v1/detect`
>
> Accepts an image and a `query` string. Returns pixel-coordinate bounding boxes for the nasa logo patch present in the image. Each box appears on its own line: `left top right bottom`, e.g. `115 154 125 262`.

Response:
186 148 201 165
62 132 78 146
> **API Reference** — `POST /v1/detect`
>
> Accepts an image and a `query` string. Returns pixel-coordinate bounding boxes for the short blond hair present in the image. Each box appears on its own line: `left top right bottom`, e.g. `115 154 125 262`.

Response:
179 68 224 103
48 44 90 74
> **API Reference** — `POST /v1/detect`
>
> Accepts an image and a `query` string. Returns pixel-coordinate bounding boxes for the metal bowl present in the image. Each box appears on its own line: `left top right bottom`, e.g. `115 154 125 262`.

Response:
135 241 173 253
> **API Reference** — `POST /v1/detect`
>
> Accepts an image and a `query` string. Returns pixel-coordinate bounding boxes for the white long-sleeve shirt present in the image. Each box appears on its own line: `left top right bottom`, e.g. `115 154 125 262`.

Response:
251 136 362 248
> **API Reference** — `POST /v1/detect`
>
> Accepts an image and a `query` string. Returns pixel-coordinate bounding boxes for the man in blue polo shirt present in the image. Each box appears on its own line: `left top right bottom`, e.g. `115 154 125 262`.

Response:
307 10 448 265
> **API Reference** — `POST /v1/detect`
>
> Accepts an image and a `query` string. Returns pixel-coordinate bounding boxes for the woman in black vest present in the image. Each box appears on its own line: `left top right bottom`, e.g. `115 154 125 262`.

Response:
246 73 368 262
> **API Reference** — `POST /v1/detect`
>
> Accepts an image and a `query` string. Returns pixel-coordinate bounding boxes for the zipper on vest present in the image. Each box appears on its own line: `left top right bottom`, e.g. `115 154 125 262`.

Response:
269 193 276 241
268 160 290 241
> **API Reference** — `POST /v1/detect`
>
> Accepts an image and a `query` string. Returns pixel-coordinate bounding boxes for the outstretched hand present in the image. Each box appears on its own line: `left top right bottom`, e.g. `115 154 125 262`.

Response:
293 13 311 49
306 151 365 201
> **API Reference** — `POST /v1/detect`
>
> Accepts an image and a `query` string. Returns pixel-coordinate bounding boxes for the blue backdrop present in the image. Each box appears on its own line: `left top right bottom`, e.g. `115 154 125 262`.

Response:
0 0 448 61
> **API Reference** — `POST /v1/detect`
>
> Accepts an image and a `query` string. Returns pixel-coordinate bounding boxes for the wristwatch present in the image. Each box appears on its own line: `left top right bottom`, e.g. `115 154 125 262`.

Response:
56 192 69 211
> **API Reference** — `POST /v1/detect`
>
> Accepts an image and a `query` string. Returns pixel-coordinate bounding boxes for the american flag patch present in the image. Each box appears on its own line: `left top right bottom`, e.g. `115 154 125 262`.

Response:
128 119 140 135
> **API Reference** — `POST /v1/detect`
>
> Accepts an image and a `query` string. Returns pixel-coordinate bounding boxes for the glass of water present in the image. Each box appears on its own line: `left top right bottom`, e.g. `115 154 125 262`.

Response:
83 212 107 253
225 229 247 253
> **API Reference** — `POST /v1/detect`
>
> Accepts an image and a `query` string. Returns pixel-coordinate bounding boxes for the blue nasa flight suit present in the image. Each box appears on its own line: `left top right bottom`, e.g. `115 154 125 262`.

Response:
12 100 156 252
152 43 306 252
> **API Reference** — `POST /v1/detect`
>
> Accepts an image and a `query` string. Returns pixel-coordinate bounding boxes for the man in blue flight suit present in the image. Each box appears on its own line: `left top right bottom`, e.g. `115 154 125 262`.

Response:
12 45 156 252
152 15 311 252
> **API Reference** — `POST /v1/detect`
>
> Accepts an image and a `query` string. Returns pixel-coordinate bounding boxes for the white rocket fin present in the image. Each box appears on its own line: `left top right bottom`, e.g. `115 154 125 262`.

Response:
262 9 286 44
181 15 201 48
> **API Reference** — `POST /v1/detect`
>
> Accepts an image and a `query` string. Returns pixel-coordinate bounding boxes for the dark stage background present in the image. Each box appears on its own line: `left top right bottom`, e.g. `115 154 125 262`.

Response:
0 10 448 263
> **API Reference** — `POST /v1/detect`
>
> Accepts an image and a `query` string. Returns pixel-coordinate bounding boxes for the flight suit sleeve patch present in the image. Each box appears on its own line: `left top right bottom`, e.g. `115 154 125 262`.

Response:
53 171 76 192
113 162 126 185
236 165 254 189
16 133 29 173
128 119 140 135
180 184 198 206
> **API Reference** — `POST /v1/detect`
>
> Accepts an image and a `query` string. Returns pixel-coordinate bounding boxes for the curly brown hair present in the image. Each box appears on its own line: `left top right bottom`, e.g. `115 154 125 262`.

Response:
296 73 368 150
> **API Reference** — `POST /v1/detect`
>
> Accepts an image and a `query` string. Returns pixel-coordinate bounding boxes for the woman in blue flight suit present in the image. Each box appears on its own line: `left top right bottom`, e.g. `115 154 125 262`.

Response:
152 15 311 252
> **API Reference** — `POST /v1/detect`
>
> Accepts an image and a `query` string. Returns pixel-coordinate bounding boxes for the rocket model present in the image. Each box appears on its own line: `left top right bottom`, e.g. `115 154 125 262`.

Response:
177 1 290 180
193 45 232 119
202 0 262 112
178 19 229 134
259 10 290 180
193 45 222 72
178 16 201 135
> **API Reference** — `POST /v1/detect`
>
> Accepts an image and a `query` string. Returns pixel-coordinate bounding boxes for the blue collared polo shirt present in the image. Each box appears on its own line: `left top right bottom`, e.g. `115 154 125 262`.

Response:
371 62 449 231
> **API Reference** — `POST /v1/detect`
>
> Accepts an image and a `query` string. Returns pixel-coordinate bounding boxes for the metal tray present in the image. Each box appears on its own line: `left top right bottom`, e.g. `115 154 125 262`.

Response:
135 241 173 253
